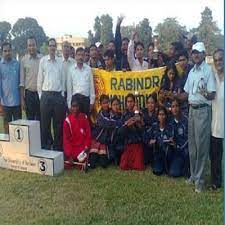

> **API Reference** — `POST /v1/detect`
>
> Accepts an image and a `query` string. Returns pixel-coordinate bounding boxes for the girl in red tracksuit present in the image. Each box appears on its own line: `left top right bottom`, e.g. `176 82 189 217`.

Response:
63 95 91 166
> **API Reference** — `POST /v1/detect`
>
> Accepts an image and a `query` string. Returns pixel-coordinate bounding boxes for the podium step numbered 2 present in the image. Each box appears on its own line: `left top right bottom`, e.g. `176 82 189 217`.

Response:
0 120 64 176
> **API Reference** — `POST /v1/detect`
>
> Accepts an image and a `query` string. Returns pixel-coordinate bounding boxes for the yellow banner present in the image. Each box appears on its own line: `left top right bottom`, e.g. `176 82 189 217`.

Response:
92 67 167 114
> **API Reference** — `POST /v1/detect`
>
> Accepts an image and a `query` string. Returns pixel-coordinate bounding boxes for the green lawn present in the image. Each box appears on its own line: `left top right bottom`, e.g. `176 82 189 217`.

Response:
0 165 223 225
0 116 223 225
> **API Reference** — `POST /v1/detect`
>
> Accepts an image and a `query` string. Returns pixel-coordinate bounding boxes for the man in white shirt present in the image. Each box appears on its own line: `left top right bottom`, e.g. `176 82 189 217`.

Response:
210 49 224 191
127 30 148 71
67 47 95 115
183 42 216 193
37 38 66 150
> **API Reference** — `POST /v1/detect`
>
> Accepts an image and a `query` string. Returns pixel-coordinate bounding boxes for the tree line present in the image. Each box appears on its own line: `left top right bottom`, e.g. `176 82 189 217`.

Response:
0 6 223 57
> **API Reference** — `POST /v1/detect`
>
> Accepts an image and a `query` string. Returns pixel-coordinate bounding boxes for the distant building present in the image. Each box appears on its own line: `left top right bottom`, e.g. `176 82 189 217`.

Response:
56 34 85 55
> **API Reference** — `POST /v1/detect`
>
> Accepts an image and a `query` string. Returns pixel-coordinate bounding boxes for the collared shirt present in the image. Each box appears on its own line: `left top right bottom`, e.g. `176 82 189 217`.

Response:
20 53 42 91
184 61 216 105
62 56 75 89
127 40 148 71
37 55 65 98
87 58 104 68
211 71 224 138
0 58 20 106
67 63 95 107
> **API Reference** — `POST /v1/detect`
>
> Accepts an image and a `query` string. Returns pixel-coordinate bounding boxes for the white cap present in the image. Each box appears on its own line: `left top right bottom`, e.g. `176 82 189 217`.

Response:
95 42 103 48
192 42 206 53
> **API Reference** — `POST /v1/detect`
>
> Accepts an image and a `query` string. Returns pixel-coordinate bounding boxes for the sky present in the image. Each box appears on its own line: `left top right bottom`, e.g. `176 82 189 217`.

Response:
0 0 224 38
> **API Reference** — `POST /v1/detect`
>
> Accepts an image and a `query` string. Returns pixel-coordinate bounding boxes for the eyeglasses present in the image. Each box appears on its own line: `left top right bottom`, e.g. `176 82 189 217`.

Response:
178 58 186 62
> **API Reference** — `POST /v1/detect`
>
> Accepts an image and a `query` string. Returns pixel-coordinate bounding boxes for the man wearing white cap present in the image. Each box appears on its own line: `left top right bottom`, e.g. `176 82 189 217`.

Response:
183 42 216 193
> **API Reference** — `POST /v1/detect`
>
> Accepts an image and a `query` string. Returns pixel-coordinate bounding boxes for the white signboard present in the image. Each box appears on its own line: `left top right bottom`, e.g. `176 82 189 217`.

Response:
0 120 64 176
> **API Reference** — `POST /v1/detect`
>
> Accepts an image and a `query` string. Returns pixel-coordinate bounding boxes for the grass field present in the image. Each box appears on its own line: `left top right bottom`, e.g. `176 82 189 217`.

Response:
0 165 223 225
0 117 223 225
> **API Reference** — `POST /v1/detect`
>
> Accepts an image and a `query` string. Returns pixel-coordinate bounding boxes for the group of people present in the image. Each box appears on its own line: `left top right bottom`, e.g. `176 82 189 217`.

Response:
0 16 223 193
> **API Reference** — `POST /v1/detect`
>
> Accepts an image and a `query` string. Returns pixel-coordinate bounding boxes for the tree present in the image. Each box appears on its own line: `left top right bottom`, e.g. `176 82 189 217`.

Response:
137 18 152 54
100 14 113 47
11 17 48 56
86 30 95 46
154 18 187 52
197 7 222 55
121 25 134 40
0 21 11 47
94 16 101 42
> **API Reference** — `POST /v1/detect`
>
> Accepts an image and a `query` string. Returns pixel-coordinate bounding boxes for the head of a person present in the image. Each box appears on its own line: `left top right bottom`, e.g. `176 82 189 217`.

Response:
70 95 80 115
186 34 198 50
191 42 206 65
1 42 12 61
165 61 178 82
96 42 104 57
135 42 144 60
100 94 110 111
125 93 135 111
111 96 121 113
178 50 189 70
148 42 154 58
104 49 114 70
171 98 180 117
62 41 71 59
157 106 167 124
107 40 116 53
70 46 75 59
75 47 85 64
121 37 129 54
168 43 176 59
48 38 57 56
213 49 224 74
84 47 90 63
27 36 37 56
146 92 157 112
89 44 98 59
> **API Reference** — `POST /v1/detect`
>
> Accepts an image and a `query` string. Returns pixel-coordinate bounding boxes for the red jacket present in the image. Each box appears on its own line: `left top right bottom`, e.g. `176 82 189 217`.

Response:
63 113 91 160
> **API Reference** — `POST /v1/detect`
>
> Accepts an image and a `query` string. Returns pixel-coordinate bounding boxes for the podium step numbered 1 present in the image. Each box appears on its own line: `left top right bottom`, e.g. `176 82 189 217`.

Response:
0 120 64 176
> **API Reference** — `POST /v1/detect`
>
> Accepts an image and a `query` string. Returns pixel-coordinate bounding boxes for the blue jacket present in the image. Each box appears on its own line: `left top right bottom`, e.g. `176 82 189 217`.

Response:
141 108 158 130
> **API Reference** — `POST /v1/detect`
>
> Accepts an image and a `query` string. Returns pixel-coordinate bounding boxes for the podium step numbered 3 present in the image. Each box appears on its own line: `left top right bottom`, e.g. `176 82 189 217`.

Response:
0 120 64 176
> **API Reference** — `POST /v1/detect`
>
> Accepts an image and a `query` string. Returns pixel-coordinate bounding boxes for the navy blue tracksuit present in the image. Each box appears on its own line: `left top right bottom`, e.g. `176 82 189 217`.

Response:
142 109 158 165
169 115 189 177
143 123 174 175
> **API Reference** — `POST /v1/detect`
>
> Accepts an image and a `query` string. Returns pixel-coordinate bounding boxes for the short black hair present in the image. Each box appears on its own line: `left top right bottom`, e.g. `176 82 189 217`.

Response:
84 47 90 53
213 48 224 58
104 49 114 59
71 94 81 108
157 106 167 117
48 38 56 46
171 98 181 106
111 96 121 105
76 47 84 54
148 42 154 49
1 42 11 51
125 93 135 103
89 44 97 49
134 41 144 51
108 40 115 45
122 37 129 43
147 92 157 103
178 50 189 60
100 94 109 103
27 36 37 44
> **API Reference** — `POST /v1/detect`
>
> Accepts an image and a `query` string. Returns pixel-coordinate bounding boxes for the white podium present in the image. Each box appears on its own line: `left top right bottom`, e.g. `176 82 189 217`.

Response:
0 120 64 176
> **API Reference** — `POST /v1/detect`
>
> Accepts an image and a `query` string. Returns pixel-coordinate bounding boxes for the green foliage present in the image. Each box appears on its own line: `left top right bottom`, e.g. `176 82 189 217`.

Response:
94 16 101 42
137 18 152 54
87 30 95 46
197 7 223 55
154 17 187 52
11 17 48 56
100 14 114 47
0 21 11 47
121 25 134 40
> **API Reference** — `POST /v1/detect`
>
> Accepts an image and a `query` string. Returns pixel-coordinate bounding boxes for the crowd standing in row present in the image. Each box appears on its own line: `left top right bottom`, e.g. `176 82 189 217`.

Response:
0 16 223 193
